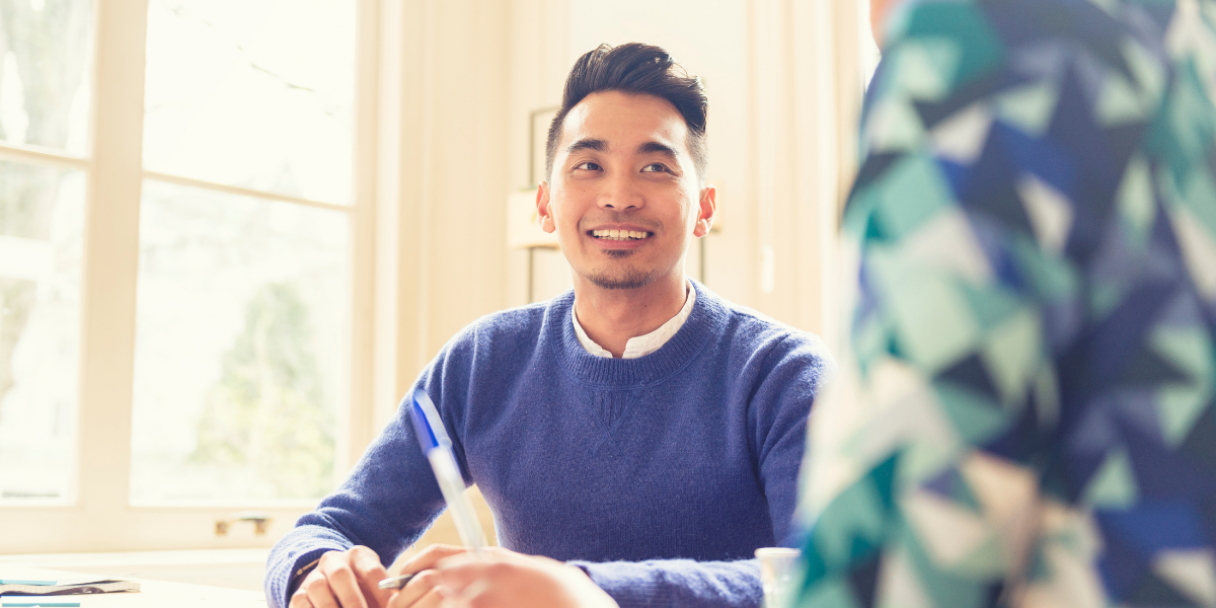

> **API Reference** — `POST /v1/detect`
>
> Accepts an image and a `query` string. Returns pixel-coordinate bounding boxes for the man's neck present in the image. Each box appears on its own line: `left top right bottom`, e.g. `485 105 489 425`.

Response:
572 272 689 359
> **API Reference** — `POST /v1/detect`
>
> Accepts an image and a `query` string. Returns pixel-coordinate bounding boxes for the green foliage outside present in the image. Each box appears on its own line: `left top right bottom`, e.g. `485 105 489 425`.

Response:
191 282 334 498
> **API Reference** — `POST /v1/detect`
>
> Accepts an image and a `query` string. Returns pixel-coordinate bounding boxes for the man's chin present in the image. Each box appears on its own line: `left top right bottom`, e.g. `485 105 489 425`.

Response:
586 267 655 291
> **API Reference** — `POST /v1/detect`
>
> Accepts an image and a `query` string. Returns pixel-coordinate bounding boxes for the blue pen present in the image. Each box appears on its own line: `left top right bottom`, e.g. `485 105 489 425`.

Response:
407 388 486 549
0 581 55 586
378 388 486 591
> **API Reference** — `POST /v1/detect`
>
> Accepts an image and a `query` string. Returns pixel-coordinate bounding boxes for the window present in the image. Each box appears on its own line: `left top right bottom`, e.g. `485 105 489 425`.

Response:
131 0 354 505
0 0 375 551
0 0 92 505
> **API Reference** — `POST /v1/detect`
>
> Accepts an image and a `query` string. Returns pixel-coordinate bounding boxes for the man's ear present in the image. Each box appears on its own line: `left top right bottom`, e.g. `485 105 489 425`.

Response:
693 185 716 237
536 182 556 233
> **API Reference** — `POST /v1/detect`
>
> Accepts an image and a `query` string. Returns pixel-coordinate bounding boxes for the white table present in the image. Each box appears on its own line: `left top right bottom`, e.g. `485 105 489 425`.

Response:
0 566 265 607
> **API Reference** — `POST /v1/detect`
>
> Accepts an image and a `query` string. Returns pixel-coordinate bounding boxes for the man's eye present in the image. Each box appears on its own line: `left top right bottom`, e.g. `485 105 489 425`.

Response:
574 161 601 171
641 163 670 173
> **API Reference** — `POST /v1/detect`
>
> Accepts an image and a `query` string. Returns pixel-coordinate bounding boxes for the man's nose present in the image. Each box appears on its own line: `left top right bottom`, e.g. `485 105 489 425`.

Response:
598 174 643 210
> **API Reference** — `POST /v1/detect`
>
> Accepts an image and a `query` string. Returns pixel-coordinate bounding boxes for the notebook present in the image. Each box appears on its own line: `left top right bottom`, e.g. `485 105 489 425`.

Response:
0 578 139 596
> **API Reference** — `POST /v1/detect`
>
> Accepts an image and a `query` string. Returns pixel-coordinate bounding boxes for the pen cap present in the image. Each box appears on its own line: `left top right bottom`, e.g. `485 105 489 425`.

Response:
408 388 451 453
407 388 487 550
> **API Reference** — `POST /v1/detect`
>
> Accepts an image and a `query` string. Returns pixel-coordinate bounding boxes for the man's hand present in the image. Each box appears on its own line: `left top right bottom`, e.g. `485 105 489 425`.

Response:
291 546 395 608
384 544 471 608
433 548 619 608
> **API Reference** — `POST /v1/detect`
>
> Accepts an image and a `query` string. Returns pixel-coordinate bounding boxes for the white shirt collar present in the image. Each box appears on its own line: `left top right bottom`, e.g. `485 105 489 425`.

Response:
572 280 696 359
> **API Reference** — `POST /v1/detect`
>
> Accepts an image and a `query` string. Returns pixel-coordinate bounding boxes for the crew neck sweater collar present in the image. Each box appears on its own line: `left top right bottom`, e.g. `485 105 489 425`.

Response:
571 279 697 359
548 280 726 387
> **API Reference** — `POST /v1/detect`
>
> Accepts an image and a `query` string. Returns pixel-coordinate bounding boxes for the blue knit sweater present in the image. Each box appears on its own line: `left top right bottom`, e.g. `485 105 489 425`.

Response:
265 282 833 608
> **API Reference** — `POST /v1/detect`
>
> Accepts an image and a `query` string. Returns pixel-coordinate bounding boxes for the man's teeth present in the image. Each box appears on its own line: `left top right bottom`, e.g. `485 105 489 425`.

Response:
592 229 650 241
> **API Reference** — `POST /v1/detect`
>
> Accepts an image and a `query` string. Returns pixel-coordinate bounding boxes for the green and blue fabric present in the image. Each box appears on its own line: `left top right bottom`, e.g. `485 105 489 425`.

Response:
793 0 1216 606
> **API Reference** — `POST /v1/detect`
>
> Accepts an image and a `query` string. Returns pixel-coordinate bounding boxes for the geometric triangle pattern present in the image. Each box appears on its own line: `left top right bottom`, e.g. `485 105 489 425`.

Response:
793 1 1216 607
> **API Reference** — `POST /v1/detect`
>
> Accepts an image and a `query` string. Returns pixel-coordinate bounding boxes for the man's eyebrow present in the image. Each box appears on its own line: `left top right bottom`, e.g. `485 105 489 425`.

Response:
566 138 607 155
638 141 680 160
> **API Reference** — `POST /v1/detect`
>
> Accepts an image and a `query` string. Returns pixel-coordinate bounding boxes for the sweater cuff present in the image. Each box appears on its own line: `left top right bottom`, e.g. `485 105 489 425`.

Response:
568 558 763 608
270 545 347 608
287 555 324 596
573 562 664 608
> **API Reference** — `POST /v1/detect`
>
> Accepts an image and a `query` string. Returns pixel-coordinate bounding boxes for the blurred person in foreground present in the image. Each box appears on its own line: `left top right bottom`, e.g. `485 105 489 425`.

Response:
792 0 1216 606
267 42 833 608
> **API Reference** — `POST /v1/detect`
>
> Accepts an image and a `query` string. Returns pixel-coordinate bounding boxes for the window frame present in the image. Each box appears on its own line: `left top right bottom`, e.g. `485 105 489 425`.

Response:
0 0 379 553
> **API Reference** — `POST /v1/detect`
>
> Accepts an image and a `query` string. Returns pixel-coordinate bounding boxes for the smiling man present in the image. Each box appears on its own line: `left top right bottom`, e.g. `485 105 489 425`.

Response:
265 43 833 608
539 85 711 361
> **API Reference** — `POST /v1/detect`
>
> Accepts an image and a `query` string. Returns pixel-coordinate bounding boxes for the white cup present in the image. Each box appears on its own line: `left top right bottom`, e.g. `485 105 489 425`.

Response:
755 547 802 608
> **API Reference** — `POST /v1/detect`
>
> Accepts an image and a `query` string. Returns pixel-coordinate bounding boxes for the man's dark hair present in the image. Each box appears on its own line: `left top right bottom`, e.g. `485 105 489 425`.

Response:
545 43 708 183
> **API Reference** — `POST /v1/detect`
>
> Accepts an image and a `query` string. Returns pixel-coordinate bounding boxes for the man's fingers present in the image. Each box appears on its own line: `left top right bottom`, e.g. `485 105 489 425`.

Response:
432 548 538 594
431 550 618 608
410 587 445 608
387 569 442 608
318 553 371 608
443 575 492 608
304 576 342 608
350 547 393 607
432 556 490 595
352 545 389 579
395 544 469 575
289 589 315 608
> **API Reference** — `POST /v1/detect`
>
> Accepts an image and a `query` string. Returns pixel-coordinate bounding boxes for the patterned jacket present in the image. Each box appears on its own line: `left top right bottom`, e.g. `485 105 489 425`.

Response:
794 0 1216 606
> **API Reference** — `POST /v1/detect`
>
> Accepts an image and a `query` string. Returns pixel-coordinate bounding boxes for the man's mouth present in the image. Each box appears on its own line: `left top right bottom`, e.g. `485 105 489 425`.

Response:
589 229 652 241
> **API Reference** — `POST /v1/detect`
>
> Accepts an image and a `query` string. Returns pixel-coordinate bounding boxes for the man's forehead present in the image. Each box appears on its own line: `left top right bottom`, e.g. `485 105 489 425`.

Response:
559 91 690 155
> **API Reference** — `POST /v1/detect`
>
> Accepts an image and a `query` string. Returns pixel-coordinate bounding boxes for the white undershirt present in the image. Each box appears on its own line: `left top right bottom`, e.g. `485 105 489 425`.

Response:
572 280 697 359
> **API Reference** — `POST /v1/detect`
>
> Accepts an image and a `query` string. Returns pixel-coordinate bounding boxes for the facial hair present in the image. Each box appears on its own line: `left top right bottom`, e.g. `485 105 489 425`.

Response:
586 250 656 290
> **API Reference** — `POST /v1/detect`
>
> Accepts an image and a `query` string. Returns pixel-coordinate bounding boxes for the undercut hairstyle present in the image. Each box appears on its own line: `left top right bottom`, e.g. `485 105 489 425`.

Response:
545 43 709 183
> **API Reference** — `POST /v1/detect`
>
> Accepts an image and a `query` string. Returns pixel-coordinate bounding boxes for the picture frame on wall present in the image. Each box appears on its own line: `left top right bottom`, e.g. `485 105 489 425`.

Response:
530 107 559 188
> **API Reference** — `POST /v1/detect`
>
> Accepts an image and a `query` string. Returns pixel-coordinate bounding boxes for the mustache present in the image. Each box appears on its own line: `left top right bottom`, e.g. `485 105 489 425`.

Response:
577 214 662 232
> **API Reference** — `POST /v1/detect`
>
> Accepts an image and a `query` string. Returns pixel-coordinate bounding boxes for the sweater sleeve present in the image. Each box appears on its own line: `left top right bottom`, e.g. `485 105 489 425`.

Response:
263 398 450 608
576 331 832 608
573 559 763 608
264 336 476 608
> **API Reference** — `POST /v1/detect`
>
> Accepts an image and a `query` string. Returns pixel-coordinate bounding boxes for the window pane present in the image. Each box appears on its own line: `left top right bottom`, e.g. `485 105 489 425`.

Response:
130 180 350 504
0 161 85 502
0 0 93 155
142 0 355 205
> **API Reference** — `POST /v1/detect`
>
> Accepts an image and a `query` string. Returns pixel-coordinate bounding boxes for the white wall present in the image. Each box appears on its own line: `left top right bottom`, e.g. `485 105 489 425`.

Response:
374 0 514 428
